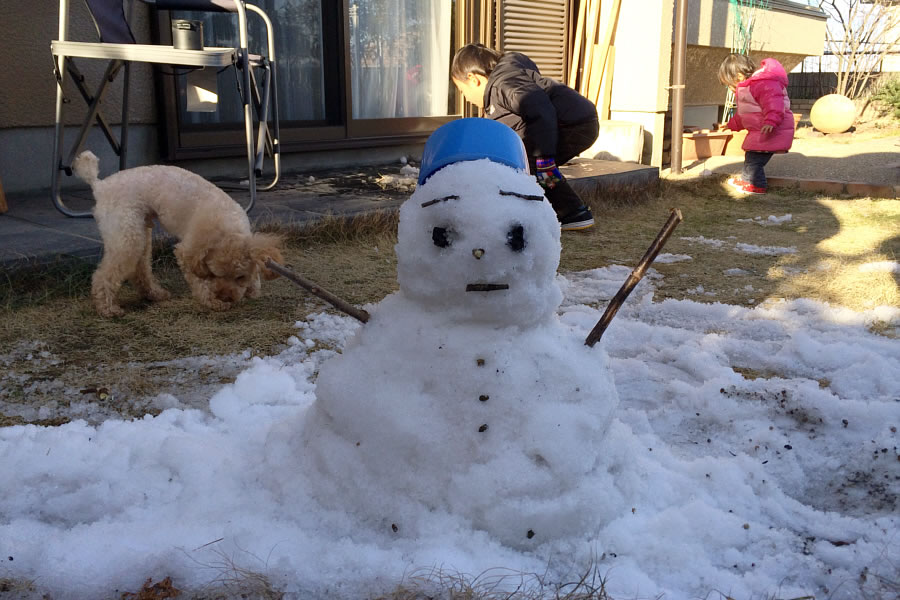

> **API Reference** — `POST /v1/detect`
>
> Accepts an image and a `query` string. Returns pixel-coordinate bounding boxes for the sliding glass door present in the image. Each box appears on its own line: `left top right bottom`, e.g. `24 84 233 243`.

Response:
349 0 452 119
160 0 458 158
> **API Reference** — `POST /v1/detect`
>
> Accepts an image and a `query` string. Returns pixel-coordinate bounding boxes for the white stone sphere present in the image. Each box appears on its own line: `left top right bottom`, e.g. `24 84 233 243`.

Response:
810 94 856 134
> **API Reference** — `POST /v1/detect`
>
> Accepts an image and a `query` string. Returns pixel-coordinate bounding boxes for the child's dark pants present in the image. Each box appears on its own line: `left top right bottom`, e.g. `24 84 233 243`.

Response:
742 151 774 189
528 119 599 218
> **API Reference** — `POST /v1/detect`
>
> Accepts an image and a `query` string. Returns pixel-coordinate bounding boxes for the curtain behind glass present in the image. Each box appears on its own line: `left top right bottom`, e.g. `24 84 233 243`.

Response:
176 0 326 125
349 0 451 119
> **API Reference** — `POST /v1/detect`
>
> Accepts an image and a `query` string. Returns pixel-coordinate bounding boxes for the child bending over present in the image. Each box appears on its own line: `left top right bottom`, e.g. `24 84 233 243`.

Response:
718 53 794 195
451 43 599 230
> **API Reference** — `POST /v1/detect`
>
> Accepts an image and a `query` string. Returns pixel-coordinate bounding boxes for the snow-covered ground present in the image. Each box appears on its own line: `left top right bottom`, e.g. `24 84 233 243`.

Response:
1 138 897 599
1 265 897 600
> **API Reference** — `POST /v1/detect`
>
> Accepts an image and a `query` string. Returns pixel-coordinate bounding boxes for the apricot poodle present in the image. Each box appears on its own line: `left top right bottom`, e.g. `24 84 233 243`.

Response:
73 151 283 317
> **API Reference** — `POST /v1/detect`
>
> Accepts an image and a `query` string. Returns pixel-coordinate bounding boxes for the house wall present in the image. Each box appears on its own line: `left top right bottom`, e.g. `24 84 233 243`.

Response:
592 0 825 169
605 0 676 168
684 0 827 107
0 1 157 128
0 1 160 193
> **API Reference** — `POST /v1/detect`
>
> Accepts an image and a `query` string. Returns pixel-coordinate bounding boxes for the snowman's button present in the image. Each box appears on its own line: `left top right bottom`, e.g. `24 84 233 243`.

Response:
478 424 489 432
479 394 489 402
476 358 485 367
472 248 485 259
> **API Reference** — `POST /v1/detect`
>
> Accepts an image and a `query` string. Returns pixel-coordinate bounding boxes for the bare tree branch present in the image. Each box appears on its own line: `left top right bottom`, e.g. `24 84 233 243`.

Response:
817 0 900 98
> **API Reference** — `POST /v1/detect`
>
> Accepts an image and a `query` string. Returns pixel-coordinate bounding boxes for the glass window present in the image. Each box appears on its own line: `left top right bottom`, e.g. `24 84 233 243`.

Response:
349 0 453 119
174 0 331 127
161 0 459 155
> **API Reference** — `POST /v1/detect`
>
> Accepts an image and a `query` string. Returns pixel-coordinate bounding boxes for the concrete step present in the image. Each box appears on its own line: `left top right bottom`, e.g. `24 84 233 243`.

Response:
563 158 660 205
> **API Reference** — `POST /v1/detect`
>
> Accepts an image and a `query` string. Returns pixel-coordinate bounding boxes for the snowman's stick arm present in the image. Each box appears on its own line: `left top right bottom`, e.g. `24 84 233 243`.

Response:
265 260 371 324
585 208 683 347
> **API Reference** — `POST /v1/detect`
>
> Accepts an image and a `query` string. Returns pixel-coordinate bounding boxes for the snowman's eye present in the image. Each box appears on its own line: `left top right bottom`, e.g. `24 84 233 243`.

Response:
432 226 452 248
506 224 525 252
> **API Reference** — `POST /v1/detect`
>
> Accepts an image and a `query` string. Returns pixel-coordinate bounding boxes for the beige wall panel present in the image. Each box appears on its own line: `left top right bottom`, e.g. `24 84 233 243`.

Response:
686 0 825 56
685 46 804 106
686 0 730 48
609 0 675 113
747 6 826 56
0 1 157 128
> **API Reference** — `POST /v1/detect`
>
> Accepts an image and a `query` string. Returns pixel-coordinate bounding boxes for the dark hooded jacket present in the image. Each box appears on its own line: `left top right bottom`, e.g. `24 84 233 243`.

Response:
482 52 598 158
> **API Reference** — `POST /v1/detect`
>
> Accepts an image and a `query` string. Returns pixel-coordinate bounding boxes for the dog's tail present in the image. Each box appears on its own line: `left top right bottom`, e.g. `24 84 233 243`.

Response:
72 151 101 187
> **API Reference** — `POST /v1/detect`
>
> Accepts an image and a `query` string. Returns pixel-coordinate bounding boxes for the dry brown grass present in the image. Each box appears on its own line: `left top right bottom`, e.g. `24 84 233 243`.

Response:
381 563 615 600
570 177 900 314
1 179 897 429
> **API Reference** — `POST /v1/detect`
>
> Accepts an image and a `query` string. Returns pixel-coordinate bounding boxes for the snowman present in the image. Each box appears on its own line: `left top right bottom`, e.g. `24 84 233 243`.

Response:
299 119 619 548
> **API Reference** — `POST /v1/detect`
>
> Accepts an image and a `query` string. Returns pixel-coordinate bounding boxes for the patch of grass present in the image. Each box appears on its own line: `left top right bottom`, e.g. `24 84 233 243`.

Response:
1 180 897 426
0 258 97 309
0 577 40 597
569 177 900 311
381 562 612 600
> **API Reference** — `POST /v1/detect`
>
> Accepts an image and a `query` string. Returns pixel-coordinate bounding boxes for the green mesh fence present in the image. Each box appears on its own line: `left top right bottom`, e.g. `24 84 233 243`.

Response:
721 0 770 124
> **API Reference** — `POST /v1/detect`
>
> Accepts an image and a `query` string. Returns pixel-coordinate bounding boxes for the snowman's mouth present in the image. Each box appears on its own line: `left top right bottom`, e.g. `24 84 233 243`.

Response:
466 283 509 292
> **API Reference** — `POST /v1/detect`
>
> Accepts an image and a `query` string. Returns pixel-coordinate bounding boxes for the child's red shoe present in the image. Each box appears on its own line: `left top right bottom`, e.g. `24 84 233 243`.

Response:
727 177 767 195
727 177 747 191
740 182 767 194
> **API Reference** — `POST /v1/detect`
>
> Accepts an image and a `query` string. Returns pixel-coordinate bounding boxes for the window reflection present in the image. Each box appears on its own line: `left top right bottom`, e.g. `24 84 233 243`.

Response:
349 0 452 119
175 0 326 125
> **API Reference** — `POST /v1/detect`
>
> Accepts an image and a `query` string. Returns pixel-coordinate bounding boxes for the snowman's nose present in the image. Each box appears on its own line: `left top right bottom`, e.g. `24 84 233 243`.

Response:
472 248 485 259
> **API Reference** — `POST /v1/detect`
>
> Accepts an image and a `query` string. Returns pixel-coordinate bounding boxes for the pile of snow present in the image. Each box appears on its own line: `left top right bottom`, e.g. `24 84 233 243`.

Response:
734 242 797 256
682 235 796 256
376 164 421 191
859 260 900 274
653 252 692 263
2 279 897 599
1 279 898 600
737 214 793 226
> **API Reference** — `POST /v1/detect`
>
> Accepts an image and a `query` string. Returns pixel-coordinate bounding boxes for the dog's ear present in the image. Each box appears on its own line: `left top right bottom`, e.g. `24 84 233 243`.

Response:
249 232 284 280
176 243 213 279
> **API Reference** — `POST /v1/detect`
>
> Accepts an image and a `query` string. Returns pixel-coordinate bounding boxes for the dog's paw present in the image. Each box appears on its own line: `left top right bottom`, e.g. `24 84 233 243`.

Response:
147 288 172 302
96 305 126 318
204 299 233 312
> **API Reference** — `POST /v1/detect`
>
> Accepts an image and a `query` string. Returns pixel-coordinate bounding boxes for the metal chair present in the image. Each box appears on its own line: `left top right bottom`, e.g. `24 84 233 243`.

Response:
50 0 281 217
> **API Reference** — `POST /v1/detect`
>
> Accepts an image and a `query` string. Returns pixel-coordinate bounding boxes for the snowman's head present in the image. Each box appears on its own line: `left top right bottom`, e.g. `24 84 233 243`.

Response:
397 157 562 327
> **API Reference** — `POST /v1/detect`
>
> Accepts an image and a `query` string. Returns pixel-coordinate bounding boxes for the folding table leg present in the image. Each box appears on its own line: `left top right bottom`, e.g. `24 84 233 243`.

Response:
248 63 280 191
120 62 130 171
238 49 256 214
245 2 280 191
51 54 92 218
51 58 127 218
66 60 124 161
250 66 270 170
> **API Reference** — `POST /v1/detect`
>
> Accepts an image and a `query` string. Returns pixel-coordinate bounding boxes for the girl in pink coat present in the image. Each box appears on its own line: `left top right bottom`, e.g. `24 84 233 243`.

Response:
718 54 794 194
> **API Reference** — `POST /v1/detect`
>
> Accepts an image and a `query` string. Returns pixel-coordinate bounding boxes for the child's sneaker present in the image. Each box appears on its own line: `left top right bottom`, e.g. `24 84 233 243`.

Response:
727 177 748 191
740 182 767 194
560 206 594 231
727 177 767 195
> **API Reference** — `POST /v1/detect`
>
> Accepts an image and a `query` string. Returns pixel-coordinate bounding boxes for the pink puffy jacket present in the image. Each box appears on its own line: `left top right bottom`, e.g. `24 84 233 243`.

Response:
726 58 794 153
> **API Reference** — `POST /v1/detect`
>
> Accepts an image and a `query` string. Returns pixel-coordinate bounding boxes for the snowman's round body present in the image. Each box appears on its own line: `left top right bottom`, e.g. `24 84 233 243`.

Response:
303 159 619 548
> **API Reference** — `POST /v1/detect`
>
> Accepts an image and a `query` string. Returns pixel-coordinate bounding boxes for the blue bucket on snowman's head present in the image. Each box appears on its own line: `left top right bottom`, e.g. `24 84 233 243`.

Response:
417 118 529 186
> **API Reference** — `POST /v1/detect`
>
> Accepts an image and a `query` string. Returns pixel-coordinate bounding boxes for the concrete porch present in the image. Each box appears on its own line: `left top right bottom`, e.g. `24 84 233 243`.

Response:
0 159 659 271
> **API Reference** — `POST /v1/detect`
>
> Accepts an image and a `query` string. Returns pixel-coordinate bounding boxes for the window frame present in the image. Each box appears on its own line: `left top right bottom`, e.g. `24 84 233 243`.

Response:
152 1 463 160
